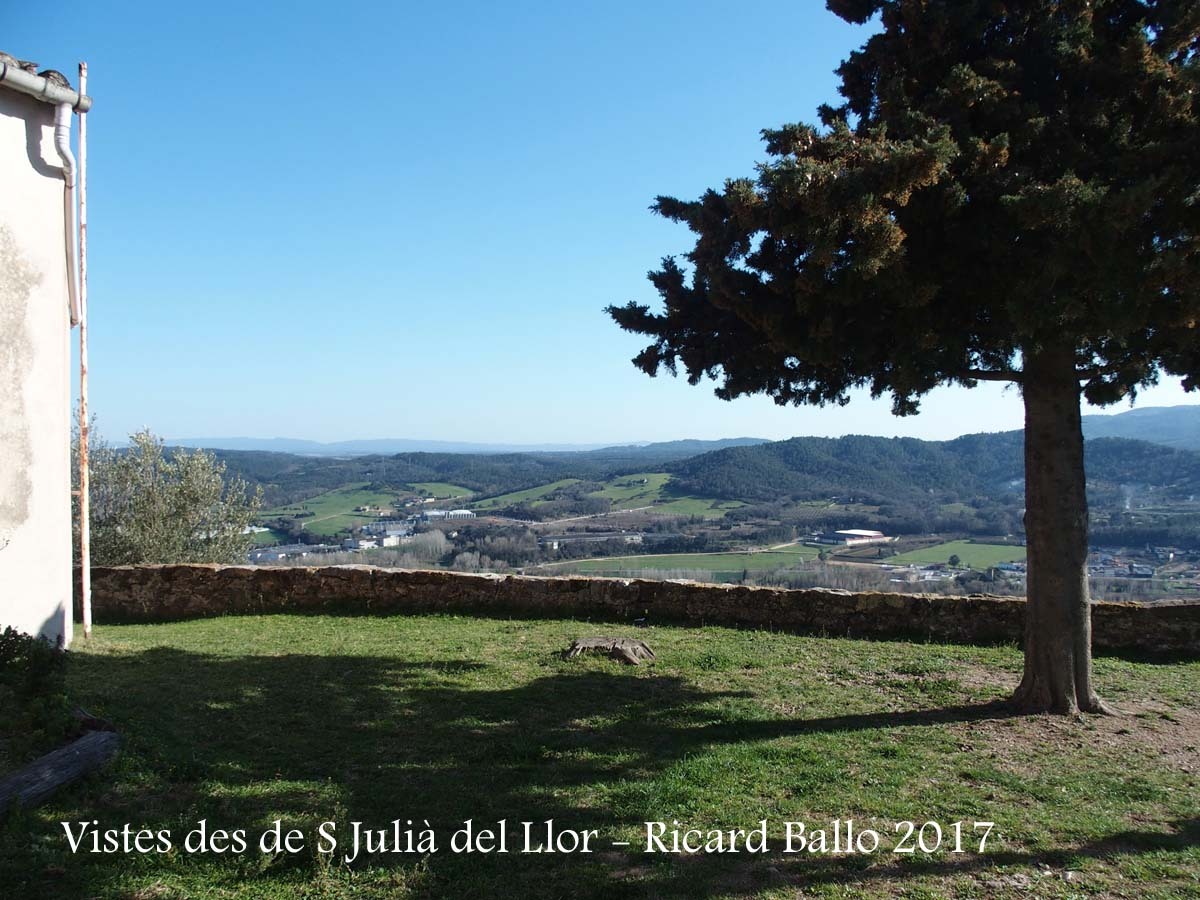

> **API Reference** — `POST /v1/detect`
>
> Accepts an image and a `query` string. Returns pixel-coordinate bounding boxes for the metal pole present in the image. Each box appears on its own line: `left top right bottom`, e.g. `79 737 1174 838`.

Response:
77 61 91 639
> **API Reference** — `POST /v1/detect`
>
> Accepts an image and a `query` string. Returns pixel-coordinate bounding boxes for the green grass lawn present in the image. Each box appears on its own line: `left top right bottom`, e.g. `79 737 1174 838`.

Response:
409 482 473 499
888 540 1027 569
561 547 819 579
2 615 1195 899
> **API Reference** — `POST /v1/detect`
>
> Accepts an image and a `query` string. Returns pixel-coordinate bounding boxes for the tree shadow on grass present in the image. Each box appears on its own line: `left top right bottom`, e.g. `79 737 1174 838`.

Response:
0 647 1194 899
630 816 1200 898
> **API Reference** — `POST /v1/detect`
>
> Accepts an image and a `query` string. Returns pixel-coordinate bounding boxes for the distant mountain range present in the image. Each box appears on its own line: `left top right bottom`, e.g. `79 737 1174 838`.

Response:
169 403 1197 457
167 436 770 457
1081 404 1199 450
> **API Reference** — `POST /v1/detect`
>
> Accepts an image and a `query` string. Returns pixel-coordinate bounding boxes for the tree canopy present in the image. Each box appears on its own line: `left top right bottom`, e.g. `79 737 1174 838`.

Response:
609 0 1200 412
608 0 1200 714
75 429 262 566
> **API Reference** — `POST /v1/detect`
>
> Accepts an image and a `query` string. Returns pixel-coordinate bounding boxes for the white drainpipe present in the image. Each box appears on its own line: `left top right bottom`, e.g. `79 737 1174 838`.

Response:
53 102 81 326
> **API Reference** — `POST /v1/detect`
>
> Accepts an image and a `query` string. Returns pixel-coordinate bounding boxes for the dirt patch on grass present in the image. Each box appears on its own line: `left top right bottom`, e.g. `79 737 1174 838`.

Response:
959 694 1200 776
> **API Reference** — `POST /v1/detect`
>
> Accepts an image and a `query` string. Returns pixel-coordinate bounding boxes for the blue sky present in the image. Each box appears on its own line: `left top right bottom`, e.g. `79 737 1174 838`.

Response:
7 1 1195 445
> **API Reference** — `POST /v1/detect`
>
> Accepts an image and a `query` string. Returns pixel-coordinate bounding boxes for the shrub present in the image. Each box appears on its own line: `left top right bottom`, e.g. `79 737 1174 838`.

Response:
0 627 74 769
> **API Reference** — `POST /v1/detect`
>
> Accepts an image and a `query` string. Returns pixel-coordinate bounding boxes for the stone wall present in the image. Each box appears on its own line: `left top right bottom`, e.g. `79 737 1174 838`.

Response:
78 565 1200 655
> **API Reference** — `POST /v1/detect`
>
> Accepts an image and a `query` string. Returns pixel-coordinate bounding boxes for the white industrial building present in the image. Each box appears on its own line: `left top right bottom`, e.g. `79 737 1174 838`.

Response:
814 529 892 547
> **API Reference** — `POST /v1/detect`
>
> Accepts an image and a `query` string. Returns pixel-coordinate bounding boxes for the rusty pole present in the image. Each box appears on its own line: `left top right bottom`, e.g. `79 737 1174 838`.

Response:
78 61 92 639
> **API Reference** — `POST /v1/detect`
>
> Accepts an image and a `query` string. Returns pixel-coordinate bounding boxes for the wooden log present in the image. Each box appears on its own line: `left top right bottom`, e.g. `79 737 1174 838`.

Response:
564 637 656 665
0 730 119 817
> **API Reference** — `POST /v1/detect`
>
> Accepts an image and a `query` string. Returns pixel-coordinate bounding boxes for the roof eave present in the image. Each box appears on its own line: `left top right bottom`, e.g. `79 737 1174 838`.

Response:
0 63 92 112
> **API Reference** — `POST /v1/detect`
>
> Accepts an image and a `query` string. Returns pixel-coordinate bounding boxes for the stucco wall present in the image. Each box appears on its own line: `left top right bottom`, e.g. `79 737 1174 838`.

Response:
0 90 72 647
82 565 1200 655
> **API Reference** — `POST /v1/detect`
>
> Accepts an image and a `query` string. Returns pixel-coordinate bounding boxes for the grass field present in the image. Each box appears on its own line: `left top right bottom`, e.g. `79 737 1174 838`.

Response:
470 474 742 520
648 496 745 518
247 528 287 547
588 472 673 508
588 473 744 518
888 540 1027 569
260 484 397 537
561 546 819 578
409 482 473 499
1 616 1196 899
473 479 582 510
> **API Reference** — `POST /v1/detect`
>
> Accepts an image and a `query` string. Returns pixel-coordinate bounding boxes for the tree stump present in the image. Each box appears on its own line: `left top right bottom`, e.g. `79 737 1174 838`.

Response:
564 637 656 665
0 730 120 817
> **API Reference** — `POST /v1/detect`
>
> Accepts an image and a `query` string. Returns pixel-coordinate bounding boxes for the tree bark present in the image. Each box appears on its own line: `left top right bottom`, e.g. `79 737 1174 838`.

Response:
0 731 120 817
1011 345 1112 714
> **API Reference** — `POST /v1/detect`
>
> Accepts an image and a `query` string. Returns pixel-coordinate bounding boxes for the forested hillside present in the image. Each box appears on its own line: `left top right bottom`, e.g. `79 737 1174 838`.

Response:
667 434 1200 504
206 439 770 507
207 429 1200 515
1082 405 1200 450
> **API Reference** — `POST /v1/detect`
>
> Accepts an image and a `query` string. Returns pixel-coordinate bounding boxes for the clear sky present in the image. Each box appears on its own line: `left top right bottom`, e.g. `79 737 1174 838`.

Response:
7 1 1196 445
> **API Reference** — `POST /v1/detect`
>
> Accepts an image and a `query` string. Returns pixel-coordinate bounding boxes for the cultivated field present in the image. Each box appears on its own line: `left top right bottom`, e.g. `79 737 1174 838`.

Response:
260 484 397 536
2 616 1195 899
471 473 743 520
473 479 583 510
589 472 673 508
559 547 819 579
409 482 473 499
887 540 1027 569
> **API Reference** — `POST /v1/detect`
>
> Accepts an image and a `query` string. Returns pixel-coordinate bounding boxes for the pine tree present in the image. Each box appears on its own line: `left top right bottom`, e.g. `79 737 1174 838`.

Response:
609 0 1200 713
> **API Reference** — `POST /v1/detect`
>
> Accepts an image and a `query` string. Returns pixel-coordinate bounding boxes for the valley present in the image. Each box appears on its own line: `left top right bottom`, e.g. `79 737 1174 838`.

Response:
217 407 1200 601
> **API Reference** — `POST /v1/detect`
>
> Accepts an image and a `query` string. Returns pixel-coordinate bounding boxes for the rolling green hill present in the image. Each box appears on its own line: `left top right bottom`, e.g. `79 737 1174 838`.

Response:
666 434 1200 504
1082 404 1200 450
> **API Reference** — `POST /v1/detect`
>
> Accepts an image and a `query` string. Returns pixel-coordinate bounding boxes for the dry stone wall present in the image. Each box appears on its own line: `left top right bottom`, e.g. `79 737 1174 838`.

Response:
79 565 1200 654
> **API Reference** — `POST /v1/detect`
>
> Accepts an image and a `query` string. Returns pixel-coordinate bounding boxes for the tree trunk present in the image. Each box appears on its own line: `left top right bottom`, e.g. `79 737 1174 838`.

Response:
0 731 120 817
1011 346 1111 714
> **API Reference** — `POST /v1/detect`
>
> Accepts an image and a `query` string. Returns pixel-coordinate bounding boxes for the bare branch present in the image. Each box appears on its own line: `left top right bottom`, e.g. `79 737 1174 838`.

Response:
963 368 1022 383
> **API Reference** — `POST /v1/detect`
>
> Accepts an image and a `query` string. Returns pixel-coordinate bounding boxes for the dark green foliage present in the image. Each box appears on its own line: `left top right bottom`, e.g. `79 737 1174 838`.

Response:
1082 405 1200 450
666 433 1200 504
0 628 73 769
609 0 1200 412
211 442 769 509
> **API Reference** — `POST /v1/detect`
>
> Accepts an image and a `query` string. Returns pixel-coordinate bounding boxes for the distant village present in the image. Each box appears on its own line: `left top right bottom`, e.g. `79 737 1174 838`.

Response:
248 503 478 562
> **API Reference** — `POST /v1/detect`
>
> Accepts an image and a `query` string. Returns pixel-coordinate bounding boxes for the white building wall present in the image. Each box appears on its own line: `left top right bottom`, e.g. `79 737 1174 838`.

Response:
0 89 73 647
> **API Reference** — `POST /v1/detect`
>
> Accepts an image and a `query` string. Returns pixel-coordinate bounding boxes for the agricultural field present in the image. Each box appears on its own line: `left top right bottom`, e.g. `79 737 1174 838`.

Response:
647 496 745 518
888 540 1027 569
587 473 744 518
470 472 744 521
559 546 819 579
246 528 287 547
588 472 673 508
408 482 473 499
260 484 397 537
473 479 582 510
